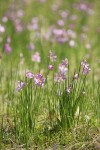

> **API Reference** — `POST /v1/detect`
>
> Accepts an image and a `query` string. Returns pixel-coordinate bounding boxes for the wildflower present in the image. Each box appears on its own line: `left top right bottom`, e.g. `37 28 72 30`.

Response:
61 58 68 66
82 66 91 75
74 73 78 80
58 37 68 43
54 73 66 83
60 11 69 19
48 65 53 70
79 3 87 11
66 86 72 94
81 60 91 75
81 59 87 66
32 52 41 62
57 20 64 26
34 74 45 87
58 58 68 75
58 64 67 75
26 71 34 79
53 28 68 43
53 29 66 37
49 50 57 62
4 43 12 54
16 81 26 92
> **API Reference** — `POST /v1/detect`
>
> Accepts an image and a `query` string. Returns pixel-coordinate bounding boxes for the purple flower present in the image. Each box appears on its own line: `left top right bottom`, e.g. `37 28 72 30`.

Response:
54 58 68 83
16 81 26 92
60 11 69 19
34 74 45 87
32 52 41 62
4 43 12 54
81 60 91 75
48 65 53 70
49 50 57 62
53 29 66 37
26 71 34 79
53 29 68 43
58 58 68 75
61 58 68 66
57 20 64 26
58 64 68 75
54 73 66 83
81 59 87 66
82 65 91 75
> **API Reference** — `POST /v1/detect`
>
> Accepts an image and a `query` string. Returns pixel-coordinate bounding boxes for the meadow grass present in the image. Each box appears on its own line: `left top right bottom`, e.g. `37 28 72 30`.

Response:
0 0 100 149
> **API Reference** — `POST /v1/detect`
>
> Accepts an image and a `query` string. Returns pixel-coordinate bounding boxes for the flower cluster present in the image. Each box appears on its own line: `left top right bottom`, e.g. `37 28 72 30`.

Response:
16 81 26 92
16 52 91 94
81 60 91 75
26 71 34 78
54 58 68 83
34 74 45 87
16 71 45 92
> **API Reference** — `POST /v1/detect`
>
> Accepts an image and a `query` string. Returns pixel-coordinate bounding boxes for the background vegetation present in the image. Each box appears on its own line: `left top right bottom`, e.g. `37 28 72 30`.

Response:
0 0 100 149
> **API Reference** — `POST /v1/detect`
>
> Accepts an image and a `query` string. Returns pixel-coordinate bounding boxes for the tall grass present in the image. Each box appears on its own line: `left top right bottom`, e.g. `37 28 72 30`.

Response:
0 0 100 149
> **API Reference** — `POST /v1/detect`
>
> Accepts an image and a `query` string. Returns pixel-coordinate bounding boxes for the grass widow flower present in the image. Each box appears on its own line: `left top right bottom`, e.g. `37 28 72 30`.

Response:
26 71 34 78
49 50 57 62
81 59 91 75
58 58 68 75
34 73 45 87
16 81 26 92
48 64 53 70
4 43 12 54
54 73 66 83
58 64 67 75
